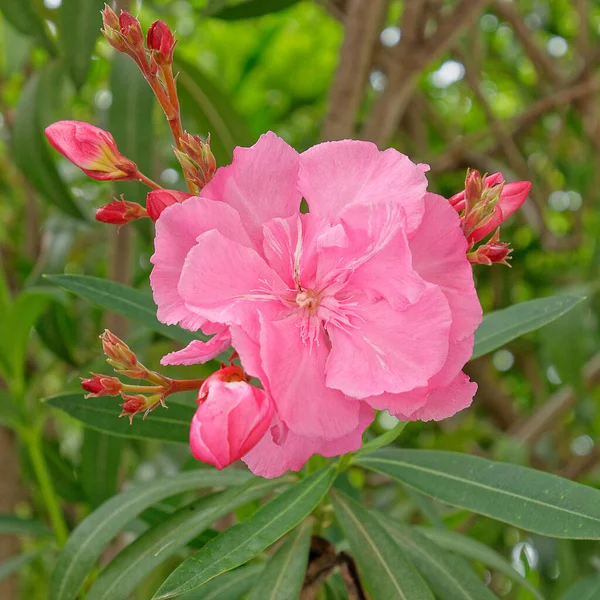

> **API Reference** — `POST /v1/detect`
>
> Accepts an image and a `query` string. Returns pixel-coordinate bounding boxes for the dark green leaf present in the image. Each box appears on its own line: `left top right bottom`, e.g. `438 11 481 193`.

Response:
0 514 50 537
35 296 80 366
48 469 253 600
175 58 252 165
12 63 85 219
179 564 264 600
246 519 313 600
204 0 301 20
331 491 433 600
356 449 600 539
472 296 585 360
0 0 56 53
88 478 284 600
59 0 104 87
45 393 194 444
560 574 600 600
45 274 198 345
153 466 337 599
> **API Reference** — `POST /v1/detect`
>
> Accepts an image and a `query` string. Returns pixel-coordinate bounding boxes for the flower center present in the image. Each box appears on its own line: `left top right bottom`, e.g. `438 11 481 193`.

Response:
296 289 320 313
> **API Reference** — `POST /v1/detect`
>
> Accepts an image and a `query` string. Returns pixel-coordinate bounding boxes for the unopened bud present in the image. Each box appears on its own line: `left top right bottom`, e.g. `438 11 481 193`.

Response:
119 393 164 423
146 189 191 221
118 11 144 48
467 229 512 266
96 198 148 226
45 120 138 181
100 330 139 373
81 374 122 398
174 132 217 193
147 20 175 65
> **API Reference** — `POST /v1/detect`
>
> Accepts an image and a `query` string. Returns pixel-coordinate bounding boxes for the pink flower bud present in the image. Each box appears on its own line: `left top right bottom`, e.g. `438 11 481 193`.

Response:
190 367 274 470
174 132 217 193
81 374 122 398
146 189 191 221
147 20 175 65
45 120 138 181
100 330 138 372
467 229 512 266
118 11 144 48
95 199 148 226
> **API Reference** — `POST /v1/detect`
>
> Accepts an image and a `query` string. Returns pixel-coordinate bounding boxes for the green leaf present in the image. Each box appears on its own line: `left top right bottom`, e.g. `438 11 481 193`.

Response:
153 466 337 599
48 469 253 600
560 574 600 600
88 478 284 600
12 63 85 220
80 429 123 508
246 519 313 600
0 514 50 537
179 564 264 600
204 0 301 20
0 391 26 429
472 296 585 360
416 527 543 600
45 393 194 444
35 297 80 366
58 0 104 87
0 0 56 53
175 58 252 165
355 449 600 539
0 552 40 582
381 521 497 600
45 274 198 345
357 421 407 456
330 491 434 600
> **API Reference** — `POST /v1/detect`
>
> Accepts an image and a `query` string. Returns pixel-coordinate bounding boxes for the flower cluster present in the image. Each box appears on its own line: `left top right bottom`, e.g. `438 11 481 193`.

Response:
46 7 531 478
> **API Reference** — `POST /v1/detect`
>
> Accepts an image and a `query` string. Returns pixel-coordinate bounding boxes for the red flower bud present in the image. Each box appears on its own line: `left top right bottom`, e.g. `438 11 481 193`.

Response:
81 374 122 398
467 229 512 266
147 20 175 65
95 199 148 226
45 121 138 181
118 11 144 48
146 189 191 221
119 394 148 424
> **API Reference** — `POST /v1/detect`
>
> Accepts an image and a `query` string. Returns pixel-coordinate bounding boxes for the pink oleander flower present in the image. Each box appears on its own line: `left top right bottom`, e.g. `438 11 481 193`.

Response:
449 170 531 243
45 120 138 181
146 189 191 222
151 133 482 478
190 366 274 470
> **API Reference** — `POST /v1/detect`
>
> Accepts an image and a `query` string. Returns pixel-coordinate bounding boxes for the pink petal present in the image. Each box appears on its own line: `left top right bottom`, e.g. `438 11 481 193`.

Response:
299 140 427 235
160 327 231 366
243 403 373 478
201 132 301 248
178 229 285 334
259 315 360 439
326 286 452 398
150 197 252 330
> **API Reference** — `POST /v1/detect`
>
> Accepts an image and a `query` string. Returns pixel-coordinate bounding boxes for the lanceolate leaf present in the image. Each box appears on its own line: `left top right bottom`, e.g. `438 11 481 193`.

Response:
12 63 85 220
381 520 497 600
48 469 253 600
416 527 543 600
179 564 264 600
471 296 584 360
561 574 600 600
59 0 104 87
45 274 198 345
330 491 434 600
45 393 194 444
0 0 56 54
153 466 337 599
0 514 50 537
246 519 313 600
356 449 600 539
88 478 284 600
203 0 301 20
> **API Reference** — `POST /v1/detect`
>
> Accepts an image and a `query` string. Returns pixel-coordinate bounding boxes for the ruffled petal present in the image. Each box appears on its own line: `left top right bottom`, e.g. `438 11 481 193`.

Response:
299 140 428 235
160 327 231 366
201 132 301 248
150 197 252 330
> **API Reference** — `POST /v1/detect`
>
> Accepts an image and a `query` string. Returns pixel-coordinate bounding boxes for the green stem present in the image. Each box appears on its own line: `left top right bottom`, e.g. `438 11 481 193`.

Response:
24 427 69 546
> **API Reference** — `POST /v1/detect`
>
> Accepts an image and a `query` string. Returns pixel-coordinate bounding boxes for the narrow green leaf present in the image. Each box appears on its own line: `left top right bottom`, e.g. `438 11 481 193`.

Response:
416 527 544 600
13 63 85 219
0 514 50 537
380 520 497 600
561 574 600 600
356 449 600 539
48 469 253 600
58 0 104 87
45 274 198 345
0 552 40 582
88 478 284 600
204 0 301 20
357 421 407 456
45 393 194 444
35 297 80 366
246 519 313 600
80 429 123 508
154 466 337 599
175 58 252 165
472 296 585 360
0 0 56 53
179 564 264 600
330 491 434 600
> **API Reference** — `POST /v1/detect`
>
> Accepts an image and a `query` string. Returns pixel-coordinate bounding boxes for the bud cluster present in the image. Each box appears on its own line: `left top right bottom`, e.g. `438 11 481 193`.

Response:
174 133 217 194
